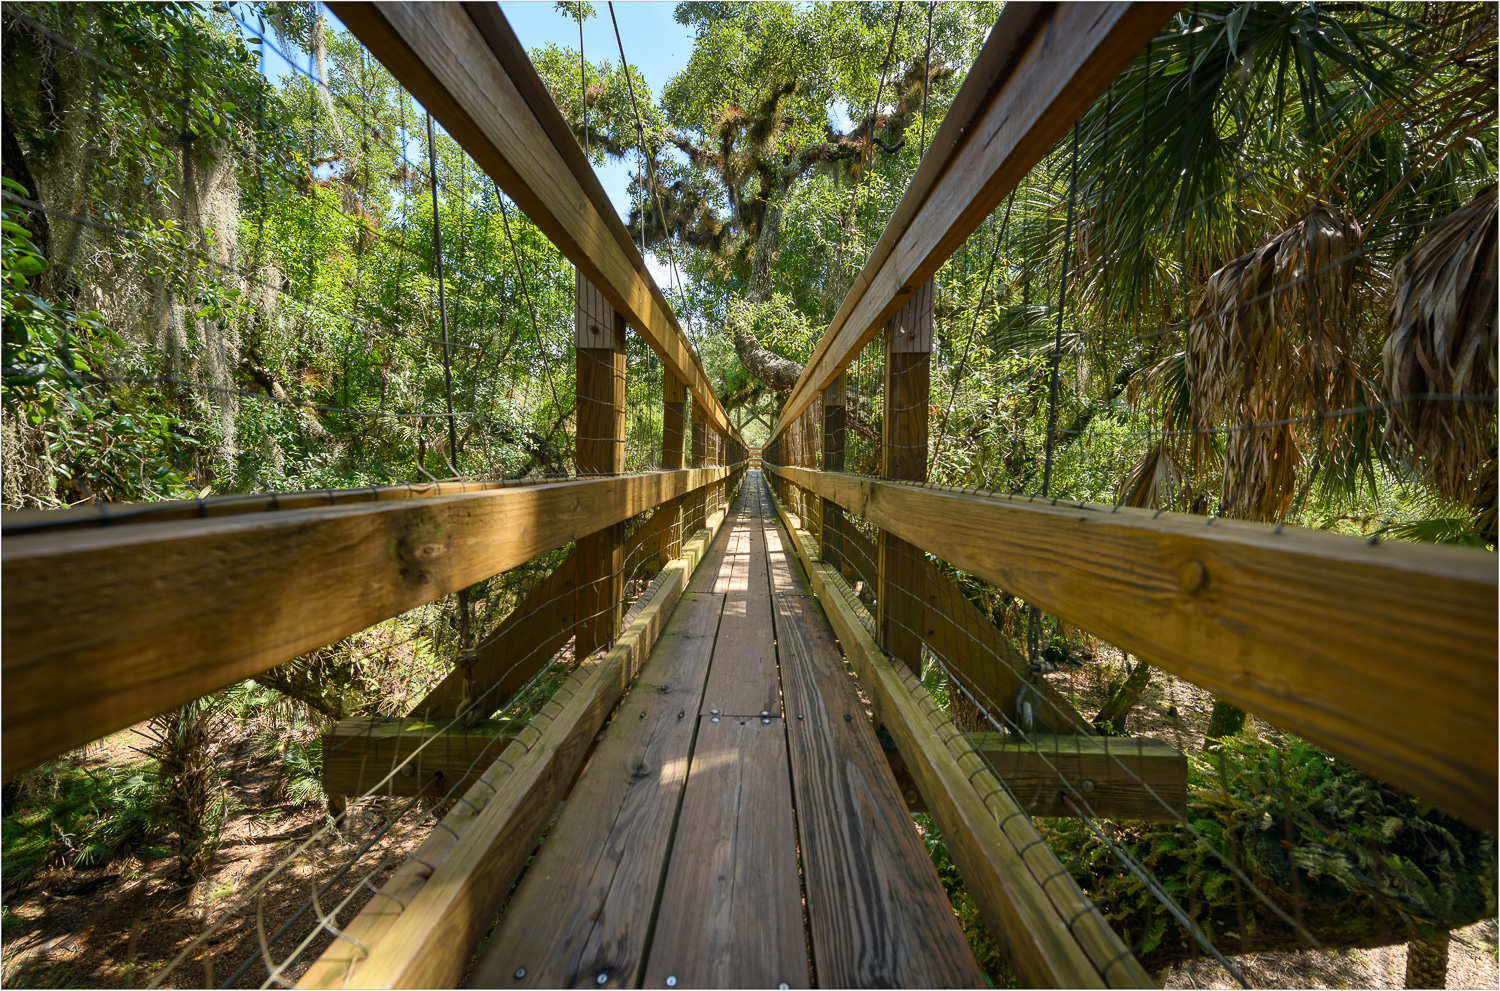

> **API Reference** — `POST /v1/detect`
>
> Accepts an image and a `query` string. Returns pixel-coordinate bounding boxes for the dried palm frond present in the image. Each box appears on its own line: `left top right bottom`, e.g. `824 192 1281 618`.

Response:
1185 202 1366 520
1382 183 1497 508
1117 442 1189 510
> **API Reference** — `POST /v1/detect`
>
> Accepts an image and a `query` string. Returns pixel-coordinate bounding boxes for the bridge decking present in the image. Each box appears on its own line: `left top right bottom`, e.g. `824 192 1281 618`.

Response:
468 473 983 989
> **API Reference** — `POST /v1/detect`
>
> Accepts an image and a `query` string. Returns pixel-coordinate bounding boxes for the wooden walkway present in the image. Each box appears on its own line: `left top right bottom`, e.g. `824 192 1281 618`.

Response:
467 472 983 989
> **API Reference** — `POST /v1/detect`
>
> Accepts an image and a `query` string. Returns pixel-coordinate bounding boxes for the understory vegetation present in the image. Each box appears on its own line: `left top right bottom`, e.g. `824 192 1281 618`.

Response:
2 0 1495 985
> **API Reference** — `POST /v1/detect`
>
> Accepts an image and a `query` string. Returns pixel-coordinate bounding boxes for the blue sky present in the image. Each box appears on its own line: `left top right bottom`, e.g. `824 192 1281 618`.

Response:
500 1 700 288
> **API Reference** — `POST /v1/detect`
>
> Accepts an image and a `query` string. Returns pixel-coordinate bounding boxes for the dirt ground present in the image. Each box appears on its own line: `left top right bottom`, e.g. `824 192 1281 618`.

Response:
1 725 429 988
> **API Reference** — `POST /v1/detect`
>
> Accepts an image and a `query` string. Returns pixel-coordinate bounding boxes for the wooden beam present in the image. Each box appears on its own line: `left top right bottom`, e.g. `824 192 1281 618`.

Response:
327 1 733 438
820 373 846 571
320 717 521 799
2 465 733 779
767 485 1150 988
964 733 1187 821
878 281 933 673
575 274 628 657
763 465 1498 828
772 2 1175 437
296 502 736 989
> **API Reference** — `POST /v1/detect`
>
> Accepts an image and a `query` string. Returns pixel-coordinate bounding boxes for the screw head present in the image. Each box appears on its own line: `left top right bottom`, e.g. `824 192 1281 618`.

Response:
666 979 677 988
710 716 720 723
760 710 770 717
780 984 790 989
797 714 803 720
597 974 608 985
514 968 526 980
761 718 771 725
1081 779 1095 792
710 709 721 715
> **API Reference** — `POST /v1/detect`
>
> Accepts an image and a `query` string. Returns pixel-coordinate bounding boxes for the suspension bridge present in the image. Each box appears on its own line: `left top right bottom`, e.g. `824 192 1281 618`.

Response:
2 2 1494 988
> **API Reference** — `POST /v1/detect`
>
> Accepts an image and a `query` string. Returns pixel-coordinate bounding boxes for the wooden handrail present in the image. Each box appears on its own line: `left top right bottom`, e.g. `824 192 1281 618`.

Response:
1 467 738 778
765 464 1498 829
328 1 739 441
769 1 1175 440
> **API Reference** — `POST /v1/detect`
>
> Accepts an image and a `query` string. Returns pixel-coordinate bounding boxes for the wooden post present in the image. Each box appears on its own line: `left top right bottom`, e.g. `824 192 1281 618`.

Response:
821 372 846 570
878 279 933 673
690 397 708 534
574 272 626 658
662 372 686 561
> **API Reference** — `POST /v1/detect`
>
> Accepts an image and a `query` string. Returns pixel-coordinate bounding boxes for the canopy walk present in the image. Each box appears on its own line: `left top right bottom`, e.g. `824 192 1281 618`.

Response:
2 2 1495 988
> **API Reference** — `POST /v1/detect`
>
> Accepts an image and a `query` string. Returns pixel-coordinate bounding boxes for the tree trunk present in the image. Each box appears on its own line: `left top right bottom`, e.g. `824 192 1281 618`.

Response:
1406 932 1449 989
1205 699 1247 742
1093 659 1152 735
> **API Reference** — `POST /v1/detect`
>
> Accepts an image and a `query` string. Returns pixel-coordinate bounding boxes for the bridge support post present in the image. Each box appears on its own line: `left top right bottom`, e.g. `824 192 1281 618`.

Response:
574 272 627 658
878 280 933 674
821 372 846 571
662 372 686 561
690 396 708 534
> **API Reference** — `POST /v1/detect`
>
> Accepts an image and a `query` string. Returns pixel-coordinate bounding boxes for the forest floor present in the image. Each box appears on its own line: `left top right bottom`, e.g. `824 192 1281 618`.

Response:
0 722 430 988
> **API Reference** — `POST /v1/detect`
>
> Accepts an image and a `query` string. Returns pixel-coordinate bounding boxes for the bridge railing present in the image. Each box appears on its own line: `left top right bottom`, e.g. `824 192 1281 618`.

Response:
2 3 745 985
762 1 1496 984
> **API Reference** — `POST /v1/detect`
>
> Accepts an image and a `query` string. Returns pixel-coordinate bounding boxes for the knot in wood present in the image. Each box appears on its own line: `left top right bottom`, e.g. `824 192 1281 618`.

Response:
1177 559 1208 595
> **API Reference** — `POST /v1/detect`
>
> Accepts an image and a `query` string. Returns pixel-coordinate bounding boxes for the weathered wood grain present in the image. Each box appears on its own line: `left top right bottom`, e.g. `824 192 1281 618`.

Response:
965 733 1187 821
772 3 1175 435
762 484 986 989
466 592 726 989
3 466 730 779
765 464 1498 829
768 485 1151 988
319 717 521 799
296 502 735 989
701 484 779 716
643 716 807 990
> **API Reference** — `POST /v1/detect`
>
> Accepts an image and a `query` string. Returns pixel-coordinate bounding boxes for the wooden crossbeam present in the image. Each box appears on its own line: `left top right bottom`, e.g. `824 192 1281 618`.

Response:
772 2 1174 437
296 490 740 989
329 1 735 439
320 717 521 799
1 466 733 779
765 465 1498 829
965 734 1187 821
768 486 1150 988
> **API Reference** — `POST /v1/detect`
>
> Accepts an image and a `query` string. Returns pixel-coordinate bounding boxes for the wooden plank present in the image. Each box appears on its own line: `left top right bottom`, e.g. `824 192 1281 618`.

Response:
965 734 1186 821
296 502 735 989
320 717 521 799
2 464 731 781
772 3 1175 435
702 484 779 716
1 477 530 536
466 591 726 989
768 483 1150 988
761 487 986 989
643 716 807 990
764 464 1498 829
328 1 732 436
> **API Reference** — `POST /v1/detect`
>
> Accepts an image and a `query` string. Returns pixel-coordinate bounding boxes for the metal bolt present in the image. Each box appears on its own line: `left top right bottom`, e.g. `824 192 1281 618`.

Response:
760 710 770 717
797 714 803 720
710 709 721 715
1081 780 1095 792
762 718 771 725
710 716 720 723
514 968 526 980
400 762 416 778
666 979 677 988
780 984 790 989
597 974 608 985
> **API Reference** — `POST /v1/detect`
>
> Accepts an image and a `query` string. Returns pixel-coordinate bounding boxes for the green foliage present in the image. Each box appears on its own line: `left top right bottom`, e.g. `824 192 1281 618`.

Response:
1039 735 1496 966
2 756 170 890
